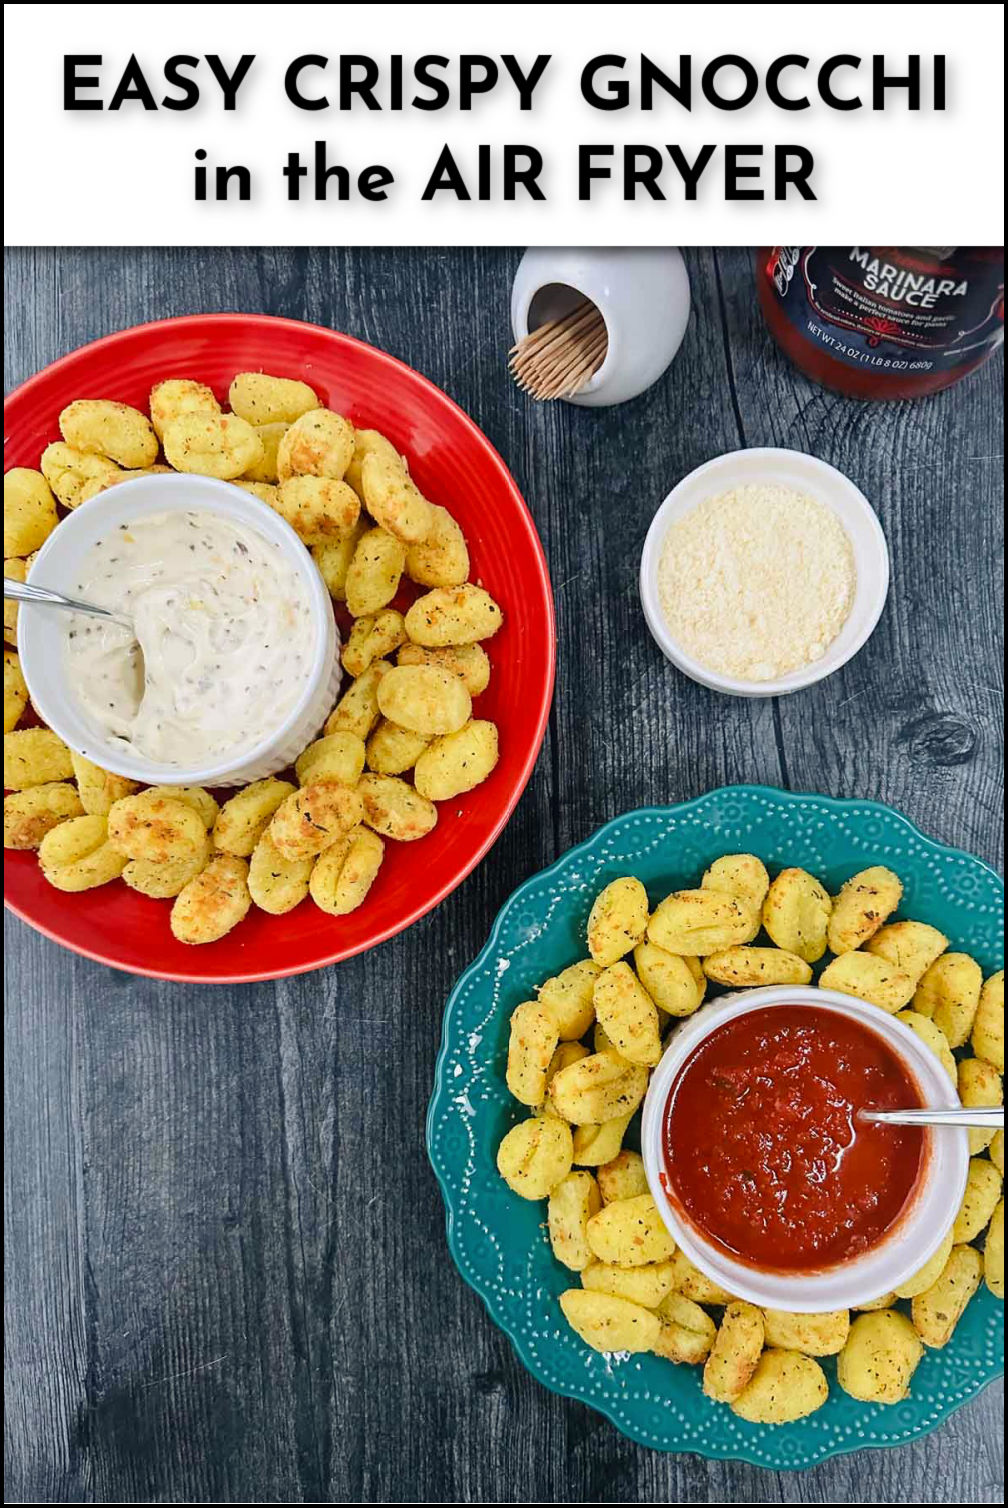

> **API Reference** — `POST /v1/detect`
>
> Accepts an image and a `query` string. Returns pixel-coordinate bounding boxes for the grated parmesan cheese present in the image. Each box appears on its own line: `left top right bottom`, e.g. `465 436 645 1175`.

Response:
656 483 856 681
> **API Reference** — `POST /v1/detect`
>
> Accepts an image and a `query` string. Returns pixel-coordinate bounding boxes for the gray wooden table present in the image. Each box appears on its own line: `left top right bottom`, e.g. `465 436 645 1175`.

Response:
4 248 1004 1505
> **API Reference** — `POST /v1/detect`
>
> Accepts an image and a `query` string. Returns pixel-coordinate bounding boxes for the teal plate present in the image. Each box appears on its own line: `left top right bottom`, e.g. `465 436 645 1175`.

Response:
427 786 1005 1467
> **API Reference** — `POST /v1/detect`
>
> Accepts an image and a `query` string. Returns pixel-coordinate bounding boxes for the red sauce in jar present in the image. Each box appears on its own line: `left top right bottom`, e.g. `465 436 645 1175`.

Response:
661 1005 926 1272
757 246 1004 399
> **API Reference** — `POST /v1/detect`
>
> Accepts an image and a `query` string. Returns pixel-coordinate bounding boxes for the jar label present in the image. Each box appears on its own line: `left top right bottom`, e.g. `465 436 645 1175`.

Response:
765 247 1004 379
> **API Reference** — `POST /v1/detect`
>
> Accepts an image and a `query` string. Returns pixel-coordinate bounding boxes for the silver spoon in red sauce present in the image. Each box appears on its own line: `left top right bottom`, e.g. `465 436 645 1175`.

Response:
860 1105 1004 1129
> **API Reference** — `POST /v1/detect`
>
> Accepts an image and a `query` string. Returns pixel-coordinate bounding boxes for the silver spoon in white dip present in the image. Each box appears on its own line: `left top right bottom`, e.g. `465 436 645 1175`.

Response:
4 578 135 632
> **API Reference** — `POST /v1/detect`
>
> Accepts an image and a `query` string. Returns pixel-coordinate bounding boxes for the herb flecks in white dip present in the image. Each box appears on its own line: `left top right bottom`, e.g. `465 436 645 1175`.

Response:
66 509 316 766
657 484 856 681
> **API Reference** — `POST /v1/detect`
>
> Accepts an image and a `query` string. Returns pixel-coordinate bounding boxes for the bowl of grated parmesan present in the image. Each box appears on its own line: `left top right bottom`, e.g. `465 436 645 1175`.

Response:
639 448 890 696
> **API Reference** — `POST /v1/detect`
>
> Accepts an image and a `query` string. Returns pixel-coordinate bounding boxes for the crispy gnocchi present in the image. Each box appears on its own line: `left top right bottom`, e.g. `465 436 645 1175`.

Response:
491 852 1003 1424
6 366 506 948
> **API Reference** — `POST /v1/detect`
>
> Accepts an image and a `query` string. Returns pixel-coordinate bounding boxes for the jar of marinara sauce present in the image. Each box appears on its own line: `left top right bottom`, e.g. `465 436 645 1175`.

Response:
757 246 1004 399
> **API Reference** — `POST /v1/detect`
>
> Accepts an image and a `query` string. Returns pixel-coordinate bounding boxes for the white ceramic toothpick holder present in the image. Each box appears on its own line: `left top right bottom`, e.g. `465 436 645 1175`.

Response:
510 247 691 407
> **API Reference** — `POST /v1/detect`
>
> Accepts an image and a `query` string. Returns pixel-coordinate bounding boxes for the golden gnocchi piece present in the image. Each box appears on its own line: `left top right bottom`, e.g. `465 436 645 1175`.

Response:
358 773 437 842
581 1259 676 1308
360 449 434 544
818 951 916 1012
59 399 158 469
345 527 407 617
731 1350 829 1423
952 1157 1002 1243
895 1010 957 1084
702 945 812 988
404 504 470 588
231 480 277 504
170 854 251 944
342 610 407 677
559 1289 662 1354
916 952 984 1046
122 841 210 899
827 866 903 954
544 1041 590 1091
537 959 601 1041
107 789 207 863
212 778 297 857
5 727 74 789
761 1309 849 1356
69 752 138 815
308 826 385 916
4 559 28 645
648 888 758 956
311 518 368 601
294 733 366 789
585 1193 675 1267
548 1050 649 1126
505 999 560 1107
985 1198 1004 1299
396 641 491 697
344 428 404 498
325 660 392 740
241 422 288 484
761 867 832 962
4 649 29 732
971 970 1004 1072
548 1170 602 1271
364 719 430 776
571 1114 632 1167
376 663 472 737
38 813 127 891
701 853 769 911
592 961 661 1067
991 1129 1005 1176
669 1251 735 1306
4 469 59 557
652 1293 717 1364
40 443 124 509
229 371 319 427
595 1149 649 1205
247 832 314 915
957 1057 1003 1155
268 780 364 860
403 584 503 647
413 720 499 801
633 941 705 1017
496 1113 573 1200
864 920 949 980
911 1245 983 1348
587 876 650 966
893 1230 954 1300
149 378 221 439
703 1303 765 1403
4 782 84 849
143 784 219 829
277 408 355 481
162 411 263 479
836 1311 924 1403
274 475 360 544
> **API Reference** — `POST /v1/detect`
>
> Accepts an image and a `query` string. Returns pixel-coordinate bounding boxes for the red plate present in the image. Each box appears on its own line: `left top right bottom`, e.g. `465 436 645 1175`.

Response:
4 314 556 981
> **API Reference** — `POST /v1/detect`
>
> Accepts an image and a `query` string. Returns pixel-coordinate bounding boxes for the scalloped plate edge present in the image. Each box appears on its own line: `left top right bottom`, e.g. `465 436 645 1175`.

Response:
426 785 1005 1467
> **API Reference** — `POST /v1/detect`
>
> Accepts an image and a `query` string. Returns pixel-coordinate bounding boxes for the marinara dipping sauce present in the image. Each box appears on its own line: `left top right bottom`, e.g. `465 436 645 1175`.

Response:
661 1005 927 1272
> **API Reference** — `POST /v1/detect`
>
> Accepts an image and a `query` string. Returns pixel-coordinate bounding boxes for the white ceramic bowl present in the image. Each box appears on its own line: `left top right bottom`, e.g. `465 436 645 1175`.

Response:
639 447 890 697
19 473 341 787
510 247 691 407
640 985 968 1313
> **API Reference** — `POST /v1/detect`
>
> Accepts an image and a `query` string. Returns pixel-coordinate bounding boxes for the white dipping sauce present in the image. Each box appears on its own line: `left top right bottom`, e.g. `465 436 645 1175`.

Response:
66 509 317 765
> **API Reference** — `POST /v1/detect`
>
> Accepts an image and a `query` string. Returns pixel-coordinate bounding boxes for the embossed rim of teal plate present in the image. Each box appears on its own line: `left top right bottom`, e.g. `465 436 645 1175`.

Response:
426 785 1005 1468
